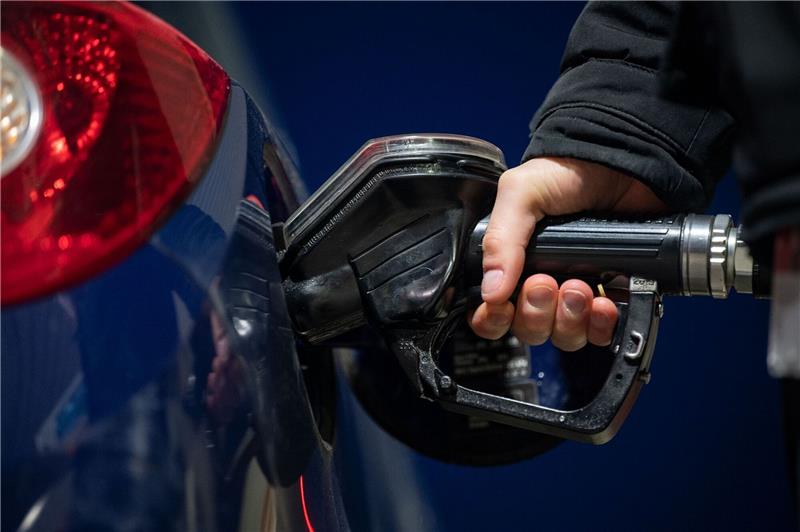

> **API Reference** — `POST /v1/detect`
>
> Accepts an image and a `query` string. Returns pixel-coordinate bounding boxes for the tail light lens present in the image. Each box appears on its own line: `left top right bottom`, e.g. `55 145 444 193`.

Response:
1 2 230 305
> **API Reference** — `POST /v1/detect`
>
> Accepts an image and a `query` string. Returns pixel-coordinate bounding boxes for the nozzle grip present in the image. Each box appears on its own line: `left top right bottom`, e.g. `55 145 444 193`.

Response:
467 215 685 294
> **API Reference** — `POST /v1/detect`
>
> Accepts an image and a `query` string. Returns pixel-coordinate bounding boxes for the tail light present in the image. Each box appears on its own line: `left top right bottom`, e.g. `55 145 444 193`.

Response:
1 2 230 305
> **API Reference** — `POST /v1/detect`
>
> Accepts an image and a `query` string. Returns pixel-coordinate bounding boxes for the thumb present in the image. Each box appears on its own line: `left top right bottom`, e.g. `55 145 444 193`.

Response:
481 170 541 304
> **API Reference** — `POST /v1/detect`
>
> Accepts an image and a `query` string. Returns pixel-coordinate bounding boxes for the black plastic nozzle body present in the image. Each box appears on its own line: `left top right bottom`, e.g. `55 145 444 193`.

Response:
466 215 686 295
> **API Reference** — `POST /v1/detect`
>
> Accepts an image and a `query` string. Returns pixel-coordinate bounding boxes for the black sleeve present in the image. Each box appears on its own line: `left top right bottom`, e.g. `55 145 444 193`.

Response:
523 1 735 212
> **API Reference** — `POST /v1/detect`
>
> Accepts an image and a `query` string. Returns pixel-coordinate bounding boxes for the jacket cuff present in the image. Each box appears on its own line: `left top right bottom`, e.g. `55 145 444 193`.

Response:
523 60 733 212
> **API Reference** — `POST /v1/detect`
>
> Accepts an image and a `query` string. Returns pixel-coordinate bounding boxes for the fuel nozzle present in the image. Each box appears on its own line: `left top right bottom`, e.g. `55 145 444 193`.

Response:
280 133 772 445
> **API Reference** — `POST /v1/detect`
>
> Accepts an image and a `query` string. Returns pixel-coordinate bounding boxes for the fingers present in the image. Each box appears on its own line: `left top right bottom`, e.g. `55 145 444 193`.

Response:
468 300 515 340
588 296 619 346
551 280 594 352
480 169 540 305
510 275 619 350
511 274 558 345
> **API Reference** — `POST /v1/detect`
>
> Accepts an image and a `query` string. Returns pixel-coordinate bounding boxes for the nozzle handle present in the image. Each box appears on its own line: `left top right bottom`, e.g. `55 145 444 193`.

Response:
467 215 685 295
467 213 769 298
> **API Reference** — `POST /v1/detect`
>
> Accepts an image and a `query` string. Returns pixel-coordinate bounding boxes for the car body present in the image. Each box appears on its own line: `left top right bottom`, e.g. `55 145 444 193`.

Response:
2 3 342 530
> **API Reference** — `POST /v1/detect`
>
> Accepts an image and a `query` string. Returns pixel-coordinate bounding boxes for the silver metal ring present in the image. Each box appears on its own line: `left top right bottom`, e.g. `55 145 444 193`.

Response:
708 214 732 298
682 214 714 296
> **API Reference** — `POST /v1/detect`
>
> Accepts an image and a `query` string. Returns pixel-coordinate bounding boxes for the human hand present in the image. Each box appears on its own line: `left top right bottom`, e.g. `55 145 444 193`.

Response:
468 157 667 350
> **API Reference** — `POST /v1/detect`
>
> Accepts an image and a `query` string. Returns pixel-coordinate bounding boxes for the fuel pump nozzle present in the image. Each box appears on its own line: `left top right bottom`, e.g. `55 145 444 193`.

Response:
278 134 769 444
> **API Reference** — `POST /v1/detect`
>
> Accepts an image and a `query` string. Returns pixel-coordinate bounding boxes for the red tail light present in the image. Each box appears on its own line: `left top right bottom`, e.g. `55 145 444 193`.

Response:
1 2 230 305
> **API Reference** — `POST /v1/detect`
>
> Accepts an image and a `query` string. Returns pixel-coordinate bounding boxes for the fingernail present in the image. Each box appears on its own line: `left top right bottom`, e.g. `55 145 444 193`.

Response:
488 313 509 327
527 286 553 309
563 290 586 316
482 269 503 296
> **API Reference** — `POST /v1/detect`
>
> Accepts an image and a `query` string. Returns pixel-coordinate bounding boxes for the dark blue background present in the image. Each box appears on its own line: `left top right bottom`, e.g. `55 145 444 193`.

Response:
163 3 793 530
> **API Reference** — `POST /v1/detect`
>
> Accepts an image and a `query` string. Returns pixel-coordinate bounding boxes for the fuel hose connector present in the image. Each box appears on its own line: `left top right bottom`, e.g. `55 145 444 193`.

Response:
681 214 769 298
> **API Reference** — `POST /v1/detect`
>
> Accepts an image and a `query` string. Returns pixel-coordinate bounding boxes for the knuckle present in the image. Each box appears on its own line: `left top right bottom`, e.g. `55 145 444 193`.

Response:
481 232 506 257
552 317 588 350
559 312 585 329
520 306 554 332
513 311 552 346
498 168 525 189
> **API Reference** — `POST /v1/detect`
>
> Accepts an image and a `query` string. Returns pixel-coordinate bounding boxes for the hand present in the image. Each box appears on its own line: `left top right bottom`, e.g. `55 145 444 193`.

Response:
468 157 667 350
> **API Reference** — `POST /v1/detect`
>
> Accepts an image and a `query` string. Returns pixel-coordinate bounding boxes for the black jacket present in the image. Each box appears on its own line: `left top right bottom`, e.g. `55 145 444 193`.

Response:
524 1 800 260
